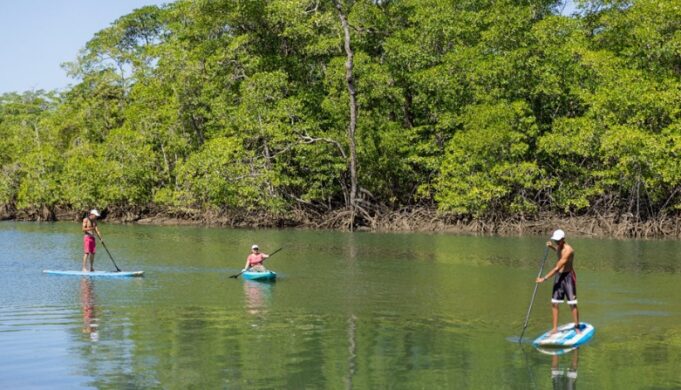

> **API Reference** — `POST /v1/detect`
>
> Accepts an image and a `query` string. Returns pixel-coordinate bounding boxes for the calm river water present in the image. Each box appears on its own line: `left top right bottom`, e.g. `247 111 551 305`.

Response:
1 221 680 389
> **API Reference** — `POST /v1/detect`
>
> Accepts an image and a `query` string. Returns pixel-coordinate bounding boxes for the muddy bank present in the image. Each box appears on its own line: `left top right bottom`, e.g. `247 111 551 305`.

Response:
3 204 680 239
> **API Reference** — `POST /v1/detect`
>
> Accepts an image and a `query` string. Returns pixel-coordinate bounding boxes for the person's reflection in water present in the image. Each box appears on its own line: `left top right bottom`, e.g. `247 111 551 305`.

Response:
243 281 273 317
551 348 578 390
80 278 99 342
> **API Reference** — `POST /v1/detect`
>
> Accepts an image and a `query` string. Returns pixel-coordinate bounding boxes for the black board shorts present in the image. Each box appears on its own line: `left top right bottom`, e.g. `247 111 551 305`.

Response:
551 270 577 305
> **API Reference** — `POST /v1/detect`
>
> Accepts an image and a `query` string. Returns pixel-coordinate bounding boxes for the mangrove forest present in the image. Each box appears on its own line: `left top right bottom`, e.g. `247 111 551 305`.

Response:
1 0 680 236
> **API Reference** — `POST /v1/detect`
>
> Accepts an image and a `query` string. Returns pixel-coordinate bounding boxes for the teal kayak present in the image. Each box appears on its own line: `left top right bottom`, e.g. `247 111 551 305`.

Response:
43 270 144 277
242 270 276 281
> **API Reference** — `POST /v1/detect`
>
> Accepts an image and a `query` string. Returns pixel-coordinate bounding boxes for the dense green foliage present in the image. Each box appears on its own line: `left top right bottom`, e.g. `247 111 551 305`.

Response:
1 0 679 221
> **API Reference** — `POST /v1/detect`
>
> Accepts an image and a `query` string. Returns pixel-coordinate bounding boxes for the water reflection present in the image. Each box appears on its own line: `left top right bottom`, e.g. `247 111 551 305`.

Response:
243 280 273 316
4 222 681 389
345 314 357 390
80 279 98 342
536 348 579 390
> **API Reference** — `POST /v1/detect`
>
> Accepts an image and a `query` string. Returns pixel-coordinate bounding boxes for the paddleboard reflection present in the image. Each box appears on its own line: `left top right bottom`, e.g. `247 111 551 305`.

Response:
538 347 579 390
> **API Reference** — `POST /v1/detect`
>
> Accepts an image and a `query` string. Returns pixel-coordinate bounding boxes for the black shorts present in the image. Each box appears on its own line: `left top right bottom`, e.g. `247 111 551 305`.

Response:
552 270 577 305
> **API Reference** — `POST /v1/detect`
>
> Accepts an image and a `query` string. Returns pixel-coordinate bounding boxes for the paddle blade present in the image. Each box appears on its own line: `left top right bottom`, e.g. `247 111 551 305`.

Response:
269 247 283 257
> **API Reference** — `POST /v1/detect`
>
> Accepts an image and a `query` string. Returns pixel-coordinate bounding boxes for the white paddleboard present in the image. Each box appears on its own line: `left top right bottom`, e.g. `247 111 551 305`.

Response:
533 322 594 348
43 270 144 277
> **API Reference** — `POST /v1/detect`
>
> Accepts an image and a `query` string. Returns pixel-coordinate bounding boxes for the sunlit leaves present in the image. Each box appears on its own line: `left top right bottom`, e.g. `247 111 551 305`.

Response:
436 102 545 216
175 137 276 210
1 0 681 223
16 145 63 209
60 129 157 209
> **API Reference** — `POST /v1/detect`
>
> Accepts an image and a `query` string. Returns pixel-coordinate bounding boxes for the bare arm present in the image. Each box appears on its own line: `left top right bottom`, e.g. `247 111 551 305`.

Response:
537 243 572 283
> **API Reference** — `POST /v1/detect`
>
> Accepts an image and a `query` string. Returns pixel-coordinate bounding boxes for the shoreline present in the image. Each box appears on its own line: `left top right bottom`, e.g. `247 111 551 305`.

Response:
2 205 680 239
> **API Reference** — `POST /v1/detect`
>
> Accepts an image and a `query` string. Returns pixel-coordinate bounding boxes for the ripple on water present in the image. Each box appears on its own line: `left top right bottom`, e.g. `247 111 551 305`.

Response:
0 304 96 388
0 305 81 330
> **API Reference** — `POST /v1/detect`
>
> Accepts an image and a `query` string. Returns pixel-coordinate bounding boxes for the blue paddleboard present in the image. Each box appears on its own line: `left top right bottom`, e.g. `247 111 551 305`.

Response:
533 322 594 348
43 270 144 277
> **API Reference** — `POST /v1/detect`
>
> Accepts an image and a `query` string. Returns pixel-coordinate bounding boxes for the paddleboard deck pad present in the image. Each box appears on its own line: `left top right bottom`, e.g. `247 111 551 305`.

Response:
242 270 276 281
533 322 594 348
43 270 144 277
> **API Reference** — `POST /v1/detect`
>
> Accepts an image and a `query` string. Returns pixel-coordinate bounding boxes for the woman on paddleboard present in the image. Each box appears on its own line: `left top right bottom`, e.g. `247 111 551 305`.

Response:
82 209 102 272
243 244 270 272
535 229 580 334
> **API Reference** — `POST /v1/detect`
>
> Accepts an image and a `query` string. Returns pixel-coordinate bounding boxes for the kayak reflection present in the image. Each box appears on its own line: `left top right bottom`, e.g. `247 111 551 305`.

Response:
243 280 274 316
80 278 99 342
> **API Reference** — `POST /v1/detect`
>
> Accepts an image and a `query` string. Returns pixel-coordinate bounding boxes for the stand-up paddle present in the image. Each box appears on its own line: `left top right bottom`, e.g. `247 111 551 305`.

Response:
43 236 145 277
230 247 283 279
43 211 145 278
97 234 122 272
519 246 549 343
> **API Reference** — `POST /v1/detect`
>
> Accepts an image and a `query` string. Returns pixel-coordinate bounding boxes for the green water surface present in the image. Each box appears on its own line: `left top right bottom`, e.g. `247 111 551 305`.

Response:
1 222 680 389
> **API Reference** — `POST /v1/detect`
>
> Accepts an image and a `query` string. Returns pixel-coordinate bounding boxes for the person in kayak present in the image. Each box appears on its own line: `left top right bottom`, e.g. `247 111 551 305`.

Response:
536 229 580 334
243 244 270 272
82 209 102 272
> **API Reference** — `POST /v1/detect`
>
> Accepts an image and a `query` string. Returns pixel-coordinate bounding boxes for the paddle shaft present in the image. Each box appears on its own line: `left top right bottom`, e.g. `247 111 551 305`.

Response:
230 247 283 279
519 245 550 343
97 235 121 272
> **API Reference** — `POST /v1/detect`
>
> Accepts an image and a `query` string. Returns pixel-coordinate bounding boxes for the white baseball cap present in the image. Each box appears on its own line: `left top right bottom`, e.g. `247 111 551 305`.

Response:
251 244 259 250
90 209 101 217
550 229 565 241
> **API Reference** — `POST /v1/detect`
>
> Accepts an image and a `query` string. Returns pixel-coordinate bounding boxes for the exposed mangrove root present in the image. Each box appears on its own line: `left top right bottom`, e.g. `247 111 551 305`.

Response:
3 204 680 239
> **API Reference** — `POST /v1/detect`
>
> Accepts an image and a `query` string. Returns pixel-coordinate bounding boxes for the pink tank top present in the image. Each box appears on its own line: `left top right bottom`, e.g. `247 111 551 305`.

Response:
247 253 266 266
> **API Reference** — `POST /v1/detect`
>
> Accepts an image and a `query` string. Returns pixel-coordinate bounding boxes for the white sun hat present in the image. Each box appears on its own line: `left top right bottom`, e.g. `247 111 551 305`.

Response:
251 244 259 250
90 209 101 217
550 229 565 241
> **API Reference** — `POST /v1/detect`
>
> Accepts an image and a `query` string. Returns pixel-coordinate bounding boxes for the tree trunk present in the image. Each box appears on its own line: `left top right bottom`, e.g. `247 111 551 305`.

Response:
334 0 359 229
258 113 276 197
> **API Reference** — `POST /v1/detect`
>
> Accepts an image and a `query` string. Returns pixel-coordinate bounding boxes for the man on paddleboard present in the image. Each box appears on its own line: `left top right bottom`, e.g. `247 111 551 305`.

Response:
243 244 270 272
536 229 580 334
82 209 102 272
